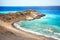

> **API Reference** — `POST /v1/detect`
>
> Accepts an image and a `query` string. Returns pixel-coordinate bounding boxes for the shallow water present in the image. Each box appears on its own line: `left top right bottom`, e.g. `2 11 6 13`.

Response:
15 14 60 39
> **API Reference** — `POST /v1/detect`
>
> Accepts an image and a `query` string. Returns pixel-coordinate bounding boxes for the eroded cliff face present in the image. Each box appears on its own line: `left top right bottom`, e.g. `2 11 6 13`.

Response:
0 10 45 23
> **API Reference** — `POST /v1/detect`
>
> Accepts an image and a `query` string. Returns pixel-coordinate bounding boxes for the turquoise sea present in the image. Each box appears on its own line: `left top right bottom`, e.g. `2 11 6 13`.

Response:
14 14 60 39
14 10 60 40
0 6 60 40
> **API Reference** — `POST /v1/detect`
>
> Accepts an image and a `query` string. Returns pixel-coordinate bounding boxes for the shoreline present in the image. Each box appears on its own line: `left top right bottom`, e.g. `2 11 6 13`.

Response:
0 10 58 40
13 22 60 40
0 19 57 40
0 20 42 40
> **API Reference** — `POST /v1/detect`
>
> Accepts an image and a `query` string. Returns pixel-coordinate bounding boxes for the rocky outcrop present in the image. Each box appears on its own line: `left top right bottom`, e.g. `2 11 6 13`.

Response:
23 10 45 20
0 10 45 23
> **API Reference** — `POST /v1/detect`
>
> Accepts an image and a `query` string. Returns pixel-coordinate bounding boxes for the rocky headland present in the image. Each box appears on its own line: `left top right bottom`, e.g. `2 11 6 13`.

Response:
0 10 45 23
0 10 56 40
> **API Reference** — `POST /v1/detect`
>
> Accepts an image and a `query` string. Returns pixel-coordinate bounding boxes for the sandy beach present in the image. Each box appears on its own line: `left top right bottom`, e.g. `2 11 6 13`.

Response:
0 10 57 40
0 19 57 40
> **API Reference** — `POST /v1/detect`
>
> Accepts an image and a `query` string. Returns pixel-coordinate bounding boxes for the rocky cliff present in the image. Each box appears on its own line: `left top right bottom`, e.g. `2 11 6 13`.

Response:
0 10 45 23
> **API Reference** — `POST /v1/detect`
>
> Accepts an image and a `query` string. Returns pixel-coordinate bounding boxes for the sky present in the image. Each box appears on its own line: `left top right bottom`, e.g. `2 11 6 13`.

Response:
0 0 60 6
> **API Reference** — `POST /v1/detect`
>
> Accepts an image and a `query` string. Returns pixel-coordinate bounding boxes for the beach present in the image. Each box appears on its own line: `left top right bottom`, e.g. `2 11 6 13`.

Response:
0 19 56 40
0 10 57 40
0 10 59 40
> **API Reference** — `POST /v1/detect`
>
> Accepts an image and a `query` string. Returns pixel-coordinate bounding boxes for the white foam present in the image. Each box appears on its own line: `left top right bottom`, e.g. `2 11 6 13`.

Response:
13 23 60 40
54 33 60 35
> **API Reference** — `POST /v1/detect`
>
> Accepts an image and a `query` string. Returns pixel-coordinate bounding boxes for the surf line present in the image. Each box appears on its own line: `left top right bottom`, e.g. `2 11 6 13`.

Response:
13 23 60 40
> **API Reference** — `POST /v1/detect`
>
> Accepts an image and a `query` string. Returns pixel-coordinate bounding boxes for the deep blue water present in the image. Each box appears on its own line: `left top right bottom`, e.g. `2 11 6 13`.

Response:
0 6 60 11
0 6 60 39
0 6 60 15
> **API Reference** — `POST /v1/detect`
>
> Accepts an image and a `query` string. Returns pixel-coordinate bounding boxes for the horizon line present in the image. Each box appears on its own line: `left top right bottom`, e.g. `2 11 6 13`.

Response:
0 6 60 7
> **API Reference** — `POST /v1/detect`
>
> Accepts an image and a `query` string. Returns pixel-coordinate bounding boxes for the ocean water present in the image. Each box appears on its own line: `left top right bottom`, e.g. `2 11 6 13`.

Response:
0 6 60 40
14 14 60 39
